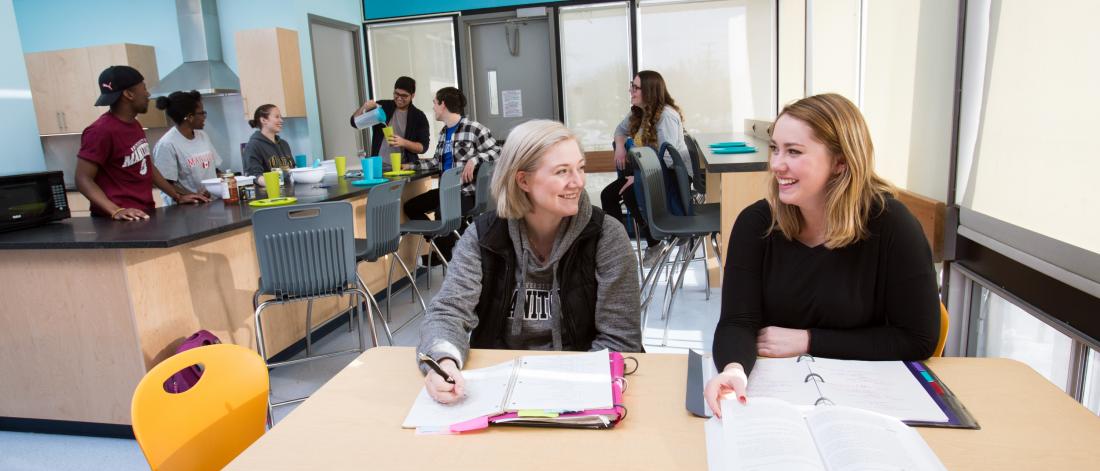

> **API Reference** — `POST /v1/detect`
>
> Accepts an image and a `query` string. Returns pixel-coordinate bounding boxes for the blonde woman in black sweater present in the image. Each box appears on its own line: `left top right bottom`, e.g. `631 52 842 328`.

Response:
705 94 940 416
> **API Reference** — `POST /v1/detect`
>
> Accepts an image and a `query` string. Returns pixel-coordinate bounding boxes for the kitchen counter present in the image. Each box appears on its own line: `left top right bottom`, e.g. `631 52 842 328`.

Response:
693 132 770 173
0 170 438 430
0 170 437 249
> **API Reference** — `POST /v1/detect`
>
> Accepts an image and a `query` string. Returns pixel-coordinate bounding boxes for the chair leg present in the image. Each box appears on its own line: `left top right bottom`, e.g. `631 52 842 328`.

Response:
430 240 450 269
366 292 393 345
356 275 381 347
659 242 681 321
640 240 677 328
640 241 674 306
394 252 428 314
697 237 711 300
385 254 398 323
710 232 723 261
253 300 274 423
424 237 433 293
662 241 695 346
350 289 366 353
304 300 314 356
412 236 425 297
633 218 644 282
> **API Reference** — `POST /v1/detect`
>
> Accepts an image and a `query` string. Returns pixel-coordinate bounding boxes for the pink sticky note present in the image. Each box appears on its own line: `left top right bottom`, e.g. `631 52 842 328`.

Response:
450 415 490 433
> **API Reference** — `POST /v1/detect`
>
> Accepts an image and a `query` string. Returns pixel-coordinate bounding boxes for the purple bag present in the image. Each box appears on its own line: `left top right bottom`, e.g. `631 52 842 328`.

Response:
162 330 221 393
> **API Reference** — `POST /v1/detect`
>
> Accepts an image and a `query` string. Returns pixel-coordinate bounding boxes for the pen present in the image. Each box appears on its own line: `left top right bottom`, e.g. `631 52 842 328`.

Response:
418 352 456 384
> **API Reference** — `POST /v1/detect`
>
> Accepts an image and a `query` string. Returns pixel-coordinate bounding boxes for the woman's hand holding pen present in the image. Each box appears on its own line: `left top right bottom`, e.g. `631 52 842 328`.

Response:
425 358 466 404
703 363 748 418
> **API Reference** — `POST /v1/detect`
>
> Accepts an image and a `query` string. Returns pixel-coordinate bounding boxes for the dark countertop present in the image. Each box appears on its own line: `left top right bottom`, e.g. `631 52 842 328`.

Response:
695 132 770 173
0 170 438 250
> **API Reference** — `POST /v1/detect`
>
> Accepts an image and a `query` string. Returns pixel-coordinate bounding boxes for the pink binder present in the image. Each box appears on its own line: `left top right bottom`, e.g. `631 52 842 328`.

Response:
446 351 630 432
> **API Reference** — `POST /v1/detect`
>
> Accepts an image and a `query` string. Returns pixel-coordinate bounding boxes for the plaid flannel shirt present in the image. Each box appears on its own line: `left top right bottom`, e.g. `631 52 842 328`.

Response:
414 117 500 195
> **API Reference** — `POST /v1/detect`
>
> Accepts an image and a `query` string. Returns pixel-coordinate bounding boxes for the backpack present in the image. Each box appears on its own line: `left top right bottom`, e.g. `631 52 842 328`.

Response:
162 330 222 393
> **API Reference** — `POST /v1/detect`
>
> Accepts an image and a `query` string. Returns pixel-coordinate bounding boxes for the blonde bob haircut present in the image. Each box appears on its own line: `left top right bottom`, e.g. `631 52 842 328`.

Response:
766 93 896 249
491 120 583 219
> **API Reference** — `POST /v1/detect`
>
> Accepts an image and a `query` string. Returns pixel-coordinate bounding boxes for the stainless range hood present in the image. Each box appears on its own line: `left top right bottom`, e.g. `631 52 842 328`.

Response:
152 0 240 97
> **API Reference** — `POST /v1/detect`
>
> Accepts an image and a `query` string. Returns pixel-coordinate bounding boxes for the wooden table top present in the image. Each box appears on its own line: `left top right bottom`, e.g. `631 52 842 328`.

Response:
226 347 1100 470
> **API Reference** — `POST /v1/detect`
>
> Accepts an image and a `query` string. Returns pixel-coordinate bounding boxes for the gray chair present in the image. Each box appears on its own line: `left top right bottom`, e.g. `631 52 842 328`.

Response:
251 202 371 415
355 179 427 342
466 161 496 221
402 167 464 291
684 134 708 196
631 147 721 346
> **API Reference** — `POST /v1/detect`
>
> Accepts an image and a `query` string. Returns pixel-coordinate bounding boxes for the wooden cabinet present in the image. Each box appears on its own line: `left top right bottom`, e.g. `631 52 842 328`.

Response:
25 44 167 135
235 28 307 119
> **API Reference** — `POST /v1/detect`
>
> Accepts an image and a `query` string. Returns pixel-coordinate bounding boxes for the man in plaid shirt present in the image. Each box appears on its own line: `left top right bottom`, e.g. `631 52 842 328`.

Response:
405 87 501 265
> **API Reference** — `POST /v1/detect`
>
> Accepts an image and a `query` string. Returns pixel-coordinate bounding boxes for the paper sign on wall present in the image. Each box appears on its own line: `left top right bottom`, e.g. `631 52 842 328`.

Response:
502 90 523 118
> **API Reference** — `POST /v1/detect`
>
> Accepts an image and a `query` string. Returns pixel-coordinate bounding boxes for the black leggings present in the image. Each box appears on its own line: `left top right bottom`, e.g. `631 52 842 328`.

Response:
600 176 659 246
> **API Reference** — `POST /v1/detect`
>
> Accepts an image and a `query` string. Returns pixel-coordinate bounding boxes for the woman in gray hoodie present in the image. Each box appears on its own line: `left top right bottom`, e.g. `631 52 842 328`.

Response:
417 120 642 404
242 104 295 179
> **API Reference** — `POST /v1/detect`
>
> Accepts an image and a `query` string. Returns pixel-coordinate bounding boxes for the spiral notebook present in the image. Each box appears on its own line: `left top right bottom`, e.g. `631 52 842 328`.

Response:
687 351 978 429
403 350 628 432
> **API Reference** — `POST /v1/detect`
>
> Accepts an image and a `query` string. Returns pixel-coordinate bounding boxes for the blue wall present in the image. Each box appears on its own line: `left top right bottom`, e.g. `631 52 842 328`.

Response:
12 0 365 165
0 0 45 176
363 0 561 20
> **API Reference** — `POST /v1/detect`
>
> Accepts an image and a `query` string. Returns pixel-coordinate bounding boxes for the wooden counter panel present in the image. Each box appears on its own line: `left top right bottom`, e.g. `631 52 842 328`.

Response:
0 250 144 424
124 179 434 366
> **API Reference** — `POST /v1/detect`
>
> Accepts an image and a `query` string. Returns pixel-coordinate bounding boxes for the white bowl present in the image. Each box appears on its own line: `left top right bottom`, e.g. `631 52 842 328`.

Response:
289 167 325 184
200 176 255 198
320 160 337 175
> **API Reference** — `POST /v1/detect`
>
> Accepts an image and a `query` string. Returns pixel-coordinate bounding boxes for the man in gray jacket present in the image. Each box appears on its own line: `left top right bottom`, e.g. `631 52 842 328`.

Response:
416 120 642 403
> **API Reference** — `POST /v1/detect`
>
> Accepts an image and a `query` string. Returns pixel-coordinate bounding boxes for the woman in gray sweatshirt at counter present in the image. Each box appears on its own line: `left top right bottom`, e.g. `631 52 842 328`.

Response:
417 120 642 404
242 104 295 179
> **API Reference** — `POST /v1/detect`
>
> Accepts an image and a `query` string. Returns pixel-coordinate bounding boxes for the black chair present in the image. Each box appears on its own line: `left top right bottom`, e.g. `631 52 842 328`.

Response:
631 146 721 346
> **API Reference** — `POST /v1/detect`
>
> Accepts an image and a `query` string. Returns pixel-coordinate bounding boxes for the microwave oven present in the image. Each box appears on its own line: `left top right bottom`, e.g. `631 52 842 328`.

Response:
0 171 70 233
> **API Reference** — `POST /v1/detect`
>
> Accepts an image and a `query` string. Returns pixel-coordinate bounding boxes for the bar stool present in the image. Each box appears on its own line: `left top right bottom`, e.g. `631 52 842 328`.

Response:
402 167 464 291
355 179 427 340
251 202 371 416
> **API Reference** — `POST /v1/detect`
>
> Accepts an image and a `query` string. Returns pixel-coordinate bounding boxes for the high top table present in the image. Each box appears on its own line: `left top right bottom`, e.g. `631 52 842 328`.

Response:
227 347 1100 470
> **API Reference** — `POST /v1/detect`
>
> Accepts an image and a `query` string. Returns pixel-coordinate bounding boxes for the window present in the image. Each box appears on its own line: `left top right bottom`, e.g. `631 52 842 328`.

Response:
559 2 632 151
637 0 776 134
972 287 1074 392
367 17 458 158
805 0 861 103
1084 349 1100 415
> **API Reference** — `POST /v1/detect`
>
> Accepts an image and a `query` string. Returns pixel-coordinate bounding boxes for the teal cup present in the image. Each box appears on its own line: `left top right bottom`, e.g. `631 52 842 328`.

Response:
294 154 308 168
361 156 383 180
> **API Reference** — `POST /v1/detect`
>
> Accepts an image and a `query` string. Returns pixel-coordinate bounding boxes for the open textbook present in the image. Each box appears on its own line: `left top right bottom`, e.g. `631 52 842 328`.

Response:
402 350 626 431
705 397 947 471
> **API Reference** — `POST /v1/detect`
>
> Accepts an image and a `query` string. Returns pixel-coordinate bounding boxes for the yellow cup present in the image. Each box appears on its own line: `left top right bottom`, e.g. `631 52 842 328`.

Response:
390 153 402 172
382 126 394 139
263 171 281 198
334 155 347 176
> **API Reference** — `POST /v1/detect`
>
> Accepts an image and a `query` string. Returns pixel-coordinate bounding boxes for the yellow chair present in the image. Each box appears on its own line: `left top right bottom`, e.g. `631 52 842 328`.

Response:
131 343 269 471
933 302 949 357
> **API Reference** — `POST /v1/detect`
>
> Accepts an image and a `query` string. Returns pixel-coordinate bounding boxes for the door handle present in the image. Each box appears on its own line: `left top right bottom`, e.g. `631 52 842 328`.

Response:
61 112 67 131
56 112 62 131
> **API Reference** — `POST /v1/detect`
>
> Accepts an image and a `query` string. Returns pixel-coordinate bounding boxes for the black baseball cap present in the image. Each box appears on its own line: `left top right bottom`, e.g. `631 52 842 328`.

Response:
94 65 145 106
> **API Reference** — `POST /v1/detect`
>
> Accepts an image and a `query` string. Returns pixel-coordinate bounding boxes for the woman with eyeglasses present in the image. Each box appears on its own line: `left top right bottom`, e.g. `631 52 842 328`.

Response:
600 70 690 268
152 90 223 202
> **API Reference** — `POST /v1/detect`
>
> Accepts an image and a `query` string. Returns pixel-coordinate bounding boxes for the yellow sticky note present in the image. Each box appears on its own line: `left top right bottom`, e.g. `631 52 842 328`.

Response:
517 409 559 418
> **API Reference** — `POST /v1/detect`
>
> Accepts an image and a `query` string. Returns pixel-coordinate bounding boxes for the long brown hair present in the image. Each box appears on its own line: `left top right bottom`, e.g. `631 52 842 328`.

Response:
766 93 896 249
628 70 683 147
